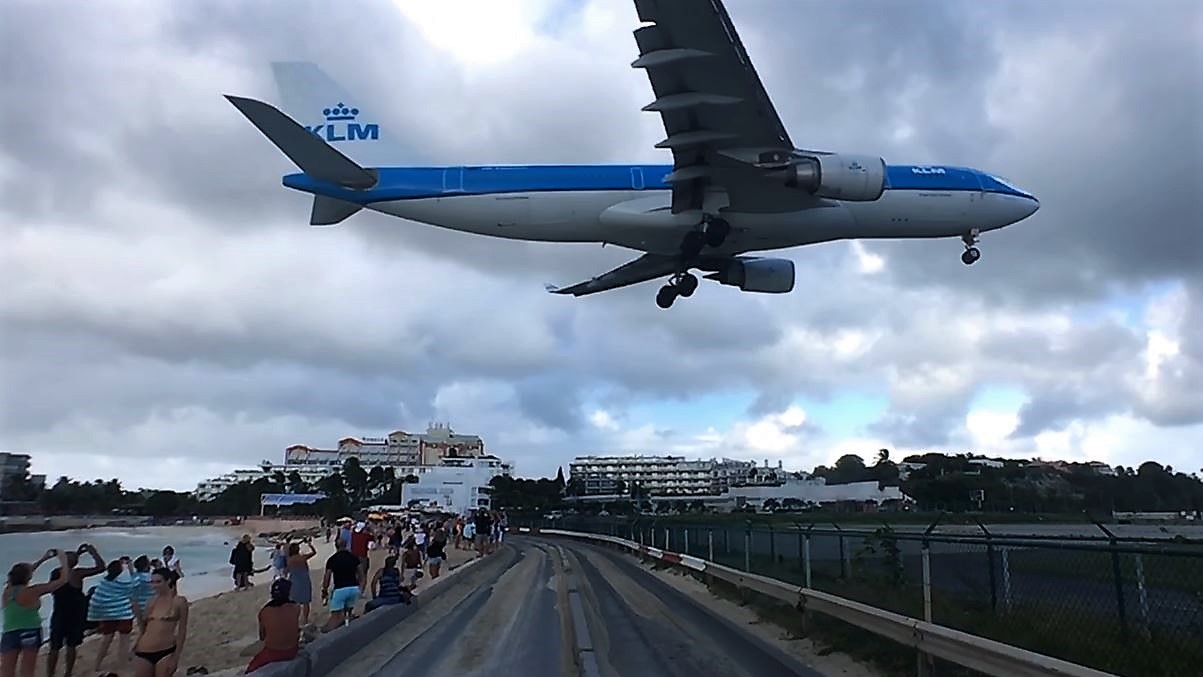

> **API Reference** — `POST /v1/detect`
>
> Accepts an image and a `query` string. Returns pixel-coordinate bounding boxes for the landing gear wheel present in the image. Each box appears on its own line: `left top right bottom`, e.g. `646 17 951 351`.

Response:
676 273 698 297
681 231 705 259
656 285 678 309
705 218 731 247
961 247 981 265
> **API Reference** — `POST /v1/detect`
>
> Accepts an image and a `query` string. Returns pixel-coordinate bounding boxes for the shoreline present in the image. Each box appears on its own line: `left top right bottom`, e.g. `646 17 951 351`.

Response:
0 516 320 535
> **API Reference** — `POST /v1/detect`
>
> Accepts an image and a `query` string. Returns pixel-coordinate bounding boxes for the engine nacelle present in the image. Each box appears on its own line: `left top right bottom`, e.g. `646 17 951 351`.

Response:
784 153 886 202
705 258 795 294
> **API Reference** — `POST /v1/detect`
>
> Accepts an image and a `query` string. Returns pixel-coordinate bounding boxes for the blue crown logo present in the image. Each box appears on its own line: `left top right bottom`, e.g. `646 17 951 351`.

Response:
322 103 359 122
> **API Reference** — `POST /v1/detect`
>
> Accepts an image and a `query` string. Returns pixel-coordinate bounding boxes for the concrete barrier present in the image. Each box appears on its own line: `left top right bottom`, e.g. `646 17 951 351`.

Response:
245 555 491 676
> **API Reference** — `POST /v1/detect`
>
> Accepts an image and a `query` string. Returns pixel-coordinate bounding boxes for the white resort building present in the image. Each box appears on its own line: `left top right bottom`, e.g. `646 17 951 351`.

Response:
568 454 912 511
194 423 510 513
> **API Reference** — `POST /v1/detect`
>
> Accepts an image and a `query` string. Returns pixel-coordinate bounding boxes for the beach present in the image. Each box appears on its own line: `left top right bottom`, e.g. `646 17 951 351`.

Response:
46 538 478 675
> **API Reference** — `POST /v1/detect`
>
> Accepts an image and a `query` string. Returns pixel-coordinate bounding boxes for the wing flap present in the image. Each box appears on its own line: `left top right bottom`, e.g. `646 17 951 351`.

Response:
629 0 796 214
546 254 679 297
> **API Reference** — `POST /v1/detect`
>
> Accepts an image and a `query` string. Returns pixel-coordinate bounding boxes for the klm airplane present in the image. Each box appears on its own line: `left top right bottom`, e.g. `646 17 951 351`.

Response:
227 0 1039 309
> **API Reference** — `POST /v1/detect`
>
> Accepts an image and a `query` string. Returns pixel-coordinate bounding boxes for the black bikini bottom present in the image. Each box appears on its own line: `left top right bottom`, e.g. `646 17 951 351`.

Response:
134 646 176 665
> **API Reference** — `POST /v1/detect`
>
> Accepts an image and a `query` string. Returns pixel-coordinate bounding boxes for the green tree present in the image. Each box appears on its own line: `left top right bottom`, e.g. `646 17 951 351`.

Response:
342 457 368 507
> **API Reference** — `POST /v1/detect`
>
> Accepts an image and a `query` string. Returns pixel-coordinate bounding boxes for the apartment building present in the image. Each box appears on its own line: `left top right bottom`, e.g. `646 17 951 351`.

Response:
283 423 486 468
569 455 758 497
195 423 498 501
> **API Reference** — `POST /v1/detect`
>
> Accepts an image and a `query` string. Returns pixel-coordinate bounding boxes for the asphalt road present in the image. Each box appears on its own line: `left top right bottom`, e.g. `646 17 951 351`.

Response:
338 537 822 677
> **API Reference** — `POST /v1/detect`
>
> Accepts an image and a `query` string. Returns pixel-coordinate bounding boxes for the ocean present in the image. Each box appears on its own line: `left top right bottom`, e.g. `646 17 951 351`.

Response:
0 525 273 601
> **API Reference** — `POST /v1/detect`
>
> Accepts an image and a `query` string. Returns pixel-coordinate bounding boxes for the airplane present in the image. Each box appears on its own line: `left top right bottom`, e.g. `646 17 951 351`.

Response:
225 0 1039 309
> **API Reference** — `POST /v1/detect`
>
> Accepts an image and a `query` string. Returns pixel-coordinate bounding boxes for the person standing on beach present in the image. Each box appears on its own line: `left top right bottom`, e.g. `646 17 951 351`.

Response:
426 529 447 580
348 524 371 584
2 549 70 677
399 542 422 591
285 541 317 626
129 556 155 629
46 543 105 677
229 537 254 591
270 544 288 581
161 547 183 579
245 579 299 674
320 541 361 632
131 569 188 677
87 560 137 675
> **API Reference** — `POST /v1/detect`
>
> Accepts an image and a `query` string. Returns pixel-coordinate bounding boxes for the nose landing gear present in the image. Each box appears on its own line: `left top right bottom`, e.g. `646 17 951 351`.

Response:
655 272 699 309
961 229 981 265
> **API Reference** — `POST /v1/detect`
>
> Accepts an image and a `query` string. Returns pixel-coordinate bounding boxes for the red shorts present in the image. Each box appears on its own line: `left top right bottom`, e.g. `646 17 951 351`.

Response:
96 619 133 635
245 646 299 673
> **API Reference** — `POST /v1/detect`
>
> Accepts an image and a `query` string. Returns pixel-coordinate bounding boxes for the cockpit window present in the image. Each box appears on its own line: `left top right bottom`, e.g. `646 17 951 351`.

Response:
990 175 1023 193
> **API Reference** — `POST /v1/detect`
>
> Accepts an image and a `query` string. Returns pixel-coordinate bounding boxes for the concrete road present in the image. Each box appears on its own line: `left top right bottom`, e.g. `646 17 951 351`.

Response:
337 537 822 677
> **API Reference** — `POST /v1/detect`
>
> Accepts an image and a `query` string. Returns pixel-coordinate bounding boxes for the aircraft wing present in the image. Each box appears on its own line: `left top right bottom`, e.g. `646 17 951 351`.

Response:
632 0 804 214
545 254 679 297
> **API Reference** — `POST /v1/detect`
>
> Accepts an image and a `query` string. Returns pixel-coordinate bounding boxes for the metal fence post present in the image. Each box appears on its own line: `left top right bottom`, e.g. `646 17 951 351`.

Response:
1095 521 1129 637
922 540 933 623
684 527 690 555
803 527 813 589
1134 553 1151 639
664 527 670 550
832 523 847 579
707 528 714 561
768 523 777 564
744 520 752 573
976 519 998 614
1000 546 1012 612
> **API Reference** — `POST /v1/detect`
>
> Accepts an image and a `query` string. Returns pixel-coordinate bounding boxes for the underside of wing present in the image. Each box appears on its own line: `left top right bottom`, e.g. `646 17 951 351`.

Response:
546 254 680 297
632 0 797 214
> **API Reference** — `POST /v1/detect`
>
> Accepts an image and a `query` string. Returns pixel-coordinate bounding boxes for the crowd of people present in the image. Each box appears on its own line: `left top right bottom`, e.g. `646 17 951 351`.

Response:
1 543 189 677
244 507 509 674
0 509 513 677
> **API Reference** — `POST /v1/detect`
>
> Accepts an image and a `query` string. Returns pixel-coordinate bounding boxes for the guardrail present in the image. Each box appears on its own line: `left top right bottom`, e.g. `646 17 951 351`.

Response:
522 526 1117 677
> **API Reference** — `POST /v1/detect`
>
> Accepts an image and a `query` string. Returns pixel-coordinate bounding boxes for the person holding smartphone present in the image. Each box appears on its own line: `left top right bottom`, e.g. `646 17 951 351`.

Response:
47 543 105 677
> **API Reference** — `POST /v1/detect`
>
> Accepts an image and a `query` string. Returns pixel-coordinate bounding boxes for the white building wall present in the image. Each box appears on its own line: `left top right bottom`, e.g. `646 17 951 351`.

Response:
726 478 911 508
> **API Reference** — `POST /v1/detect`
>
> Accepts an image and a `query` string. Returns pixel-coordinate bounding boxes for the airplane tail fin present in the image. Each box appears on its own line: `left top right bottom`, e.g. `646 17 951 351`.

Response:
224 95 370 225
269 61 404 168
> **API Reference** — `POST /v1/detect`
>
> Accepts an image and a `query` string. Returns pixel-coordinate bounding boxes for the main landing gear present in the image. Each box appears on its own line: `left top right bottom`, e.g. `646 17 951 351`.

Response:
656 272 698 309
961 229 982 265
680 216 731 259
657 216 729 308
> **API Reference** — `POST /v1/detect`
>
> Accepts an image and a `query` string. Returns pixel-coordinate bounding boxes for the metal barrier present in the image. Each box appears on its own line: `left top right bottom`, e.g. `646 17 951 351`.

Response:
530 517 1203 676
525 527 1117 677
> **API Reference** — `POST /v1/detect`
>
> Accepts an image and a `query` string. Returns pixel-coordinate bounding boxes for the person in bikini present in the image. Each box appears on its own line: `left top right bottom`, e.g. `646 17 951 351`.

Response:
132 569 189 677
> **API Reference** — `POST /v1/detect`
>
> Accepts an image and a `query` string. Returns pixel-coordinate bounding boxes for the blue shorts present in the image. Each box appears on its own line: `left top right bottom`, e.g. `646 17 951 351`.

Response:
329 586 359 611
0 628 42 653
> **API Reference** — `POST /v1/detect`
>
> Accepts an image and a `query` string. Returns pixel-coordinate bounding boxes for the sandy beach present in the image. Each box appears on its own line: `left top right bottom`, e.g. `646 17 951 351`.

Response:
41 537 478 675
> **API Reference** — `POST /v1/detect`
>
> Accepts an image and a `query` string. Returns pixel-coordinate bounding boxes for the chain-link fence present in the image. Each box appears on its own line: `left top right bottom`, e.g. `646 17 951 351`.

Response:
526 517 1203 677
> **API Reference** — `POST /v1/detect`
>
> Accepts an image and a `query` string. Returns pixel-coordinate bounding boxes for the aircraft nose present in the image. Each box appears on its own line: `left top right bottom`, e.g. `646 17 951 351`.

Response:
1023 196 1040 219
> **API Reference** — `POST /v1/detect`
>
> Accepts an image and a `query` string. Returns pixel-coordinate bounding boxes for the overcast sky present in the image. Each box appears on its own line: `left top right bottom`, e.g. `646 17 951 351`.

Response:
1 0 1201 492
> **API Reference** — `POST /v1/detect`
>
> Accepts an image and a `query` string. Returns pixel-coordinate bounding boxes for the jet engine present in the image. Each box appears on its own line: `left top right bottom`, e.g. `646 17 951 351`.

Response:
705 258 795 294
783 153 886 202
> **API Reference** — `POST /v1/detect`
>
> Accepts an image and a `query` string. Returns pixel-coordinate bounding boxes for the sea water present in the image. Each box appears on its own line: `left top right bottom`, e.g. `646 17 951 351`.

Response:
0 526 274 601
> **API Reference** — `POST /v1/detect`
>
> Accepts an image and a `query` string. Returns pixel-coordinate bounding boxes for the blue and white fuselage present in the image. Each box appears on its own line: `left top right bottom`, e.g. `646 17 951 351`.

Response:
227 1 1041 306
282 163 1038 256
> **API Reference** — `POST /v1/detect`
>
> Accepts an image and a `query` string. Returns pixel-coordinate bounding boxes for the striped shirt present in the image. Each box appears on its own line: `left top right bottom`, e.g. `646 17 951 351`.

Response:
88 576 134 621
129 571 154 615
